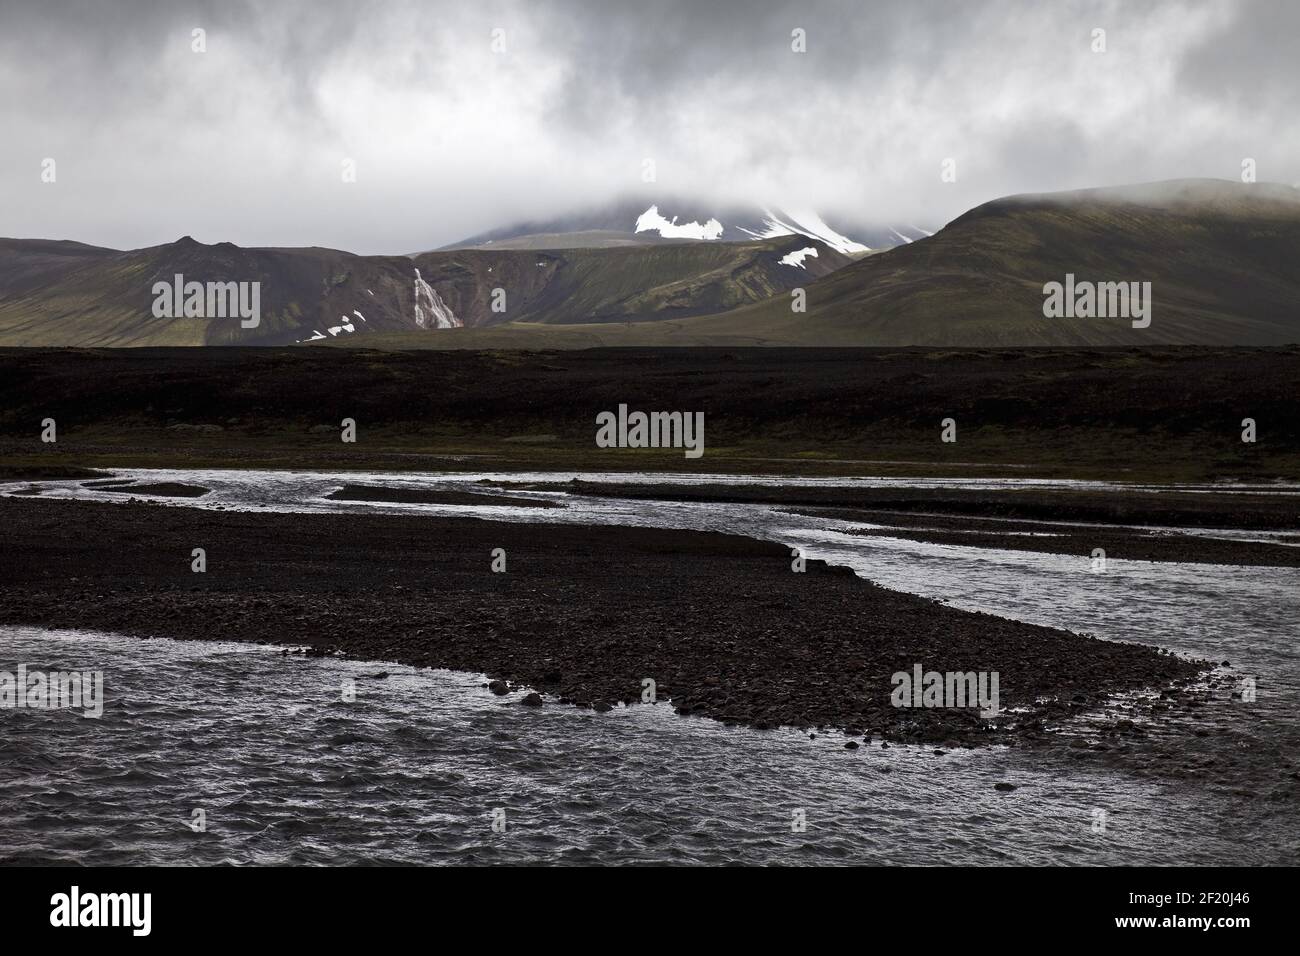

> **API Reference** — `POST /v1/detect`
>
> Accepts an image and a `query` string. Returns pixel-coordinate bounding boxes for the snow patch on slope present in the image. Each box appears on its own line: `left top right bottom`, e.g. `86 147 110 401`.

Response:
780 207 871 254
739 207 871 255
635 206 724 241
413 267 462 329
327 314 357 336
778 246 819 269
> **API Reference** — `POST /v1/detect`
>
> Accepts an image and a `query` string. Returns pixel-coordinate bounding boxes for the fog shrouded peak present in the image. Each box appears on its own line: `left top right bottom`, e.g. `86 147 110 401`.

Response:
1 0 1296 254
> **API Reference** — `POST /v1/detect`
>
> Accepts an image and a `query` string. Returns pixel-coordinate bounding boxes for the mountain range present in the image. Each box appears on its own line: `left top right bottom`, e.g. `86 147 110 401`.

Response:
1 179 1297 348
0 232 849 346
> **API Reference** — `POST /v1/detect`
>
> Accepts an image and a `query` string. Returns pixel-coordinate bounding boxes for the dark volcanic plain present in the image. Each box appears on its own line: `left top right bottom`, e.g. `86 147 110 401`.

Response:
0 495 1205 746
1 346 1298 481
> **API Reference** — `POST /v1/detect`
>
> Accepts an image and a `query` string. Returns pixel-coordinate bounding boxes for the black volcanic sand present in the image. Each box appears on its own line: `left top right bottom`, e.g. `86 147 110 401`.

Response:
0 496 1206 747
324 484 560 508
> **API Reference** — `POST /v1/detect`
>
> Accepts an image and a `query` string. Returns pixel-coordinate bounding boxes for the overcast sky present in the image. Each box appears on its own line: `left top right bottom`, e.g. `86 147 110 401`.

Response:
1 0 1295 254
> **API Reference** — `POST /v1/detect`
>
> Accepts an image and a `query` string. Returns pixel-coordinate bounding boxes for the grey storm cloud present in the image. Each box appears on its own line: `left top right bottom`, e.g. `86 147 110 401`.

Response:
0 0 1295 254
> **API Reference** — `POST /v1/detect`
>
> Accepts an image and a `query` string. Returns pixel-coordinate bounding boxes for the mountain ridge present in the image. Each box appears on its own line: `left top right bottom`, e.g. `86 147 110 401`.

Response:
2 179 1296 348
0 232 847 346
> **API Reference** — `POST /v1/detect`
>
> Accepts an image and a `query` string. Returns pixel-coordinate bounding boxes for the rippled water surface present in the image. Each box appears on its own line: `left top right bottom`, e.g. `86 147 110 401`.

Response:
2 469 1298 865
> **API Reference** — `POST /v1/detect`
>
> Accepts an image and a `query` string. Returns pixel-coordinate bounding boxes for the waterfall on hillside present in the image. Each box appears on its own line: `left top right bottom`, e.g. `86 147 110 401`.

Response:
413 268 462 329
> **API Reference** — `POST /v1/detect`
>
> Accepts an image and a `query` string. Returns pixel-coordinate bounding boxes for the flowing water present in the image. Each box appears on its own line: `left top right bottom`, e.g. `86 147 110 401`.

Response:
2 469 1298 865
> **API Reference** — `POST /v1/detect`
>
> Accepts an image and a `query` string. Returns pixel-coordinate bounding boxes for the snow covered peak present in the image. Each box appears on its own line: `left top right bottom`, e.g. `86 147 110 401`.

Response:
446 198 923 253
635 205 725 241
633 203 872 254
